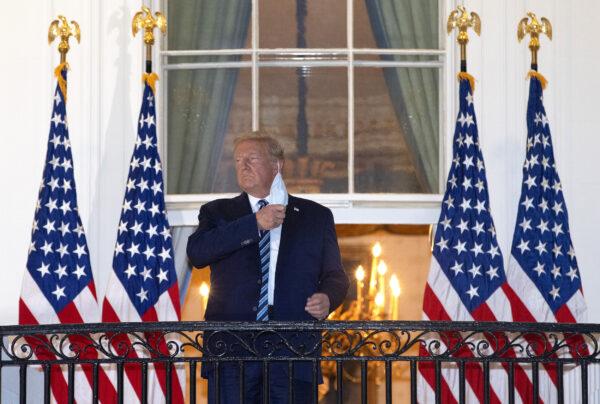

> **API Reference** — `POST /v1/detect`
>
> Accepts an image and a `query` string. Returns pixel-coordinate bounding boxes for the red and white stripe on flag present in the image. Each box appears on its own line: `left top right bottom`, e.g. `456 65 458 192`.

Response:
100 78 185 403
19 68 116 404
504 73 588 403
418 75 537 403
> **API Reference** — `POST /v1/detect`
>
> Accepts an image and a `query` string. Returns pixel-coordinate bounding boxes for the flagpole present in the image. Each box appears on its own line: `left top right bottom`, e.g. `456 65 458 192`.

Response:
447 6 481 73
518 13 553 72
48 15 80 101
132 6 167 74
103 6 184 401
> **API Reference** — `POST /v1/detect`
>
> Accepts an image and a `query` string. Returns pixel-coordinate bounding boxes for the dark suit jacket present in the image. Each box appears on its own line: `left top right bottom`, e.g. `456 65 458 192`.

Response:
186 193 349 381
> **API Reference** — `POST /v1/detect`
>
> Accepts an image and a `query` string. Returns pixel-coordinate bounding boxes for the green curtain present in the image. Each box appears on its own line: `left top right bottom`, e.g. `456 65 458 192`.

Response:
365 0 439 193
171 226 195 306
167 0 251 193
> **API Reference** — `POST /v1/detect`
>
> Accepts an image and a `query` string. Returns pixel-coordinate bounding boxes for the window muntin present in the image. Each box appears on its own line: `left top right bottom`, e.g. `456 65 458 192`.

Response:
162 0 444 198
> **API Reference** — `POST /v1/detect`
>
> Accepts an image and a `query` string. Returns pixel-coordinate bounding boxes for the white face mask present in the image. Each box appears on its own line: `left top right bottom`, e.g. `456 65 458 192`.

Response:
270 161 288 206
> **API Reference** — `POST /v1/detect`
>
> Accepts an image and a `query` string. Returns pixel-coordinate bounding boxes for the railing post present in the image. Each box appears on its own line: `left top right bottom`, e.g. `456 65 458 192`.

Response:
507 361 515 404
141 362 148 404
190 361 197 404
557 361 564 404
361 360 367 404
532 362 539 404
262 361 269 404
312 360 318 404
117 362 124 404
385 360 392 404
165 361 172 403
434 360 441 404
410 360 417 404
288 361 294 404
459 361 466 404
581 361 588 404
214 361 220 404
19 364 26 404
67 363 75 404
239 361 245 404
92 363 99 404
44 364 51 404
337 360 343 404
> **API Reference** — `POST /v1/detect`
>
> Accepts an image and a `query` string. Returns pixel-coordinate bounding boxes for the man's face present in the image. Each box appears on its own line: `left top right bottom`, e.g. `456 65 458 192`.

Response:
234 140 278 198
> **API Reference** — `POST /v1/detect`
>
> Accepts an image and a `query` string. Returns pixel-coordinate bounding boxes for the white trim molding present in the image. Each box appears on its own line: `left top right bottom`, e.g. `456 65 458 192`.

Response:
166 194 443 226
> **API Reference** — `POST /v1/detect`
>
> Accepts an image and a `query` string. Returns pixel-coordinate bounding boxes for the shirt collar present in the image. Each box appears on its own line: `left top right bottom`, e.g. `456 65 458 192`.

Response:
247 193 271 210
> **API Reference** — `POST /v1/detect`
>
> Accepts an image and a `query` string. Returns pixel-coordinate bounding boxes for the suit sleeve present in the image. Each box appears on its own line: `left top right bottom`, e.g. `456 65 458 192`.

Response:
186 203 260 268
318 209 349 312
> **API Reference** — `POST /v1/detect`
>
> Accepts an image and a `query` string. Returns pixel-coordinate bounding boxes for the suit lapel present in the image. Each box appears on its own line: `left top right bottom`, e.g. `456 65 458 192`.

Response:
231 192 252 218
231 192 261 274
276 195 300 274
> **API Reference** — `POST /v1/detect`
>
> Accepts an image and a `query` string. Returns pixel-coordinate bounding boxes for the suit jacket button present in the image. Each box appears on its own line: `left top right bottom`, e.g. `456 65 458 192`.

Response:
252 306 257 312
257 279 261 285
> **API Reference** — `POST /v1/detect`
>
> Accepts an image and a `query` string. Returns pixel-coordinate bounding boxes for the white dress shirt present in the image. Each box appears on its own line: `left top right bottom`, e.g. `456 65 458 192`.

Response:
248 194 281 305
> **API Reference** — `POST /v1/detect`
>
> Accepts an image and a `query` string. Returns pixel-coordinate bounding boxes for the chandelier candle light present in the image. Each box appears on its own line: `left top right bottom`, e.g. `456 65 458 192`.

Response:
377 260 388 311
350 242 401 321
368 242 382 299
390 274 401 320
355 265 365 316
199 282 210 315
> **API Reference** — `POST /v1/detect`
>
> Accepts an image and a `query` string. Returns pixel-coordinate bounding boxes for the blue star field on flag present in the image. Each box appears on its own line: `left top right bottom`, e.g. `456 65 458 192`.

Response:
432 78 506 313
25 70 94 313
509 76 582 313
111 82 177 317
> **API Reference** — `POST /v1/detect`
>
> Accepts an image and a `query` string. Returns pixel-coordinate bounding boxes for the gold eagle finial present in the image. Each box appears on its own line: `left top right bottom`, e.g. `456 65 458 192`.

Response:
447 6 481 70
518 12 552 67
447 5 481 44
132 6 167 46
48 16 80 64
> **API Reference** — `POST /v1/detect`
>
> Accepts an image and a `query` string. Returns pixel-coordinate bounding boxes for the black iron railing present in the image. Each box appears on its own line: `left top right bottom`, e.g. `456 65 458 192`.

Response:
1 321 599 403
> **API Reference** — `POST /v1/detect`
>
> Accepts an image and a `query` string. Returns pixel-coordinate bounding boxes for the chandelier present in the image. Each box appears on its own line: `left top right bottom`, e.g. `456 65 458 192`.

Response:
329 241 401 322
321 242 402 397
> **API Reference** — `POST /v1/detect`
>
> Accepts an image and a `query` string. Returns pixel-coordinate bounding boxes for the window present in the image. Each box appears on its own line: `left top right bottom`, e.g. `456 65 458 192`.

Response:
164 7 448 400
161 0 446 223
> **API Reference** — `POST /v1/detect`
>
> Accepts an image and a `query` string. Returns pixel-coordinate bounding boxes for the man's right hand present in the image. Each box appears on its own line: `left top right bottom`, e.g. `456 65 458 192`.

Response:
256 204 286 231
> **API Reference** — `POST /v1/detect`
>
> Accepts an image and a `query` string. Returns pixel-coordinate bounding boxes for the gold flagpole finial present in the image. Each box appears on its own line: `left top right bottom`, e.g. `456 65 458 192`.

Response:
518 12 552 70
447 5 481 72
132 6 167 73
48 16 81 65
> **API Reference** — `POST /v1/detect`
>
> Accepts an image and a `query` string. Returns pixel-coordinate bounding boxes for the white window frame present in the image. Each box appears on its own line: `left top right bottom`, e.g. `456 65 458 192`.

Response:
155 0 458 226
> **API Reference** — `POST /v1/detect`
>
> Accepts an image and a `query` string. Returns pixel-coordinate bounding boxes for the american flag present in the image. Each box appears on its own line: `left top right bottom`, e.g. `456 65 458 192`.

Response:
101 75 184 403
505 73 587 401
19 67 116 403
419 75 537 402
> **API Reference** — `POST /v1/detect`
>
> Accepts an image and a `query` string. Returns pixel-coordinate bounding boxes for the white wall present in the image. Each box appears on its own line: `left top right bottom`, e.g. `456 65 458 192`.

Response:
0 0 599 326
463 0 600 322
0 0 142 325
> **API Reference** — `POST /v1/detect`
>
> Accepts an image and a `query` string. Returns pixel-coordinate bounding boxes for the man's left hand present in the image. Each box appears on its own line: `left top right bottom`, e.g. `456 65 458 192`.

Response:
305 293 330 320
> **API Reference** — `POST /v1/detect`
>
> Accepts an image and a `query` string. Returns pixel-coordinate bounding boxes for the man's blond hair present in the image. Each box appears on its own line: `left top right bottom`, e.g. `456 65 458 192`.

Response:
233 131 285 162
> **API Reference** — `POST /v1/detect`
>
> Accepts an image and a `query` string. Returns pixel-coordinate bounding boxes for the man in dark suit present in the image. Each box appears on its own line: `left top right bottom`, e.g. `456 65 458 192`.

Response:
187 133 349 403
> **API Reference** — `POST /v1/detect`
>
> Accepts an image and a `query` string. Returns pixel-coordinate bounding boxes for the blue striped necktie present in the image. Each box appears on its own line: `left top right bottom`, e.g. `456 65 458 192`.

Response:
256 199 270 321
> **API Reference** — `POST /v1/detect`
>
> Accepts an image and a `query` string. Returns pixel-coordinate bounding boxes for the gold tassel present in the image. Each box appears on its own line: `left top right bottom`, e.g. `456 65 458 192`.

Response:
457 72 476 92
527 70 548 89
54 62 69 101
143 72 159 94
